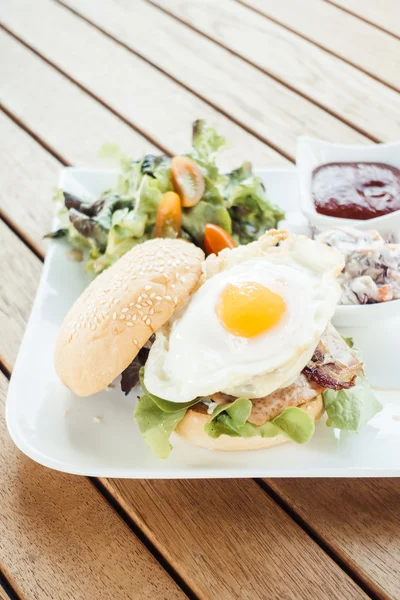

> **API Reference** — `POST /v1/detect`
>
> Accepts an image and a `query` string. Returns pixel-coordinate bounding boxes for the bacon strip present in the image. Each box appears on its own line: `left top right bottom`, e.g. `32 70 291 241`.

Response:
302 324 363 390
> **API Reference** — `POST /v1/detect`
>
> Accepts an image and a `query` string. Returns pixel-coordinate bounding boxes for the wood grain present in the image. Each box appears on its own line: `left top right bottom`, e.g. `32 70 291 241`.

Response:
0 372 185 600
146 0 400 140
103 478 371 600
329 0 400 38
239 0 400 90
0 110 57 254
0 5 287 169
0 584 10 600
2 0 368 163
266 478 400 600
0 29 159 165
0 221 42 372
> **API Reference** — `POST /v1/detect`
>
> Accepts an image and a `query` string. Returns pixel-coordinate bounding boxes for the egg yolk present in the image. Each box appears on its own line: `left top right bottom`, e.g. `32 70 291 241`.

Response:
216 282 286 337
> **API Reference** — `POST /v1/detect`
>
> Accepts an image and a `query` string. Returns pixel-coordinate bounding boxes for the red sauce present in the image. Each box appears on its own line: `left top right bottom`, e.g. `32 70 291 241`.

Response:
312 162 400 220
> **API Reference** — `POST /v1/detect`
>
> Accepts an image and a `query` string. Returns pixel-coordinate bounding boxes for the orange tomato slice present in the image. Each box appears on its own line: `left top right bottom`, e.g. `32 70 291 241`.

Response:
171 156 205 207
204 223 237 255
154 191 182 238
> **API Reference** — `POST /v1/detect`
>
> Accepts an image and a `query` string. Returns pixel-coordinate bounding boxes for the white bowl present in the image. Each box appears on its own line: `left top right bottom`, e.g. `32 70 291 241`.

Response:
333 299 400 328
297 136 400 240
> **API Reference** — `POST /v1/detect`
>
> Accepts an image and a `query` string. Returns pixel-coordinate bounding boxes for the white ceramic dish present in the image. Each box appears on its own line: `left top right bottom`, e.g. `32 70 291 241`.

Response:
297 136 400 239
6 168 400 478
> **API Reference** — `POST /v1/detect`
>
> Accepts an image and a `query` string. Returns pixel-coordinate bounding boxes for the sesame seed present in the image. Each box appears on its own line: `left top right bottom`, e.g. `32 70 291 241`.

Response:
127 321 134 327
150 308 154 315
150 292 155 298
145 285 152 291
91 325 96 331
165 295 172 301
181 276 186 283
122 308 129 313
138 296 143 302
132 314 137 321
113 312 117 320
146 300 153 306
133 339 138 345
129 302 135 307
142 315 147 322
142 293 148 299
146 318 151 326
120 315 126 320
174 296 179 304
113 299 119 304
156 296 162 301
136 304 141 309
138 309 144 316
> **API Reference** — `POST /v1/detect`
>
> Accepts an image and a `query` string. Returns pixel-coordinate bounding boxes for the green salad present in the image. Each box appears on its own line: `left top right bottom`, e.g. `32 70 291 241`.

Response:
47 120 284 274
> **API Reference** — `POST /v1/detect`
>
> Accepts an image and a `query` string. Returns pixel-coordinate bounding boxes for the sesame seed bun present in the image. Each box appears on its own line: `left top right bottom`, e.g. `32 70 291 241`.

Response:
174 395 324 451
55 238 204 396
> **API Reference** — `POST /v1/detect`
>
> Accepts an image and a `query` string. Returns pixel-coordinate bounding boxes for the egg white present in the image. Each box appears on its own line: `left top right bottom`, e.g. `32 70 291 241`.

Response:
144 234 344 402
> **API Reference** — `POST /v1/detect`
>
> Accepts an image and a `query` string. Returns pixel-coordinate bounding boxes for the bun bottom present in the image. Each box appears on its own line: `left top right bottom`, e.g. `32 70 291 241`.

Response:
174 395 324 452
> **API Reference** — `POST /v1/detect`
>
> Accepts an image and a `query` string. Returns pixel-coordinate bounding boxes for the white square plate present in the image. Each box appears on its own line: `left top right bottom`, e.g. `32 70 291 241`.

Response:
6 168 400 477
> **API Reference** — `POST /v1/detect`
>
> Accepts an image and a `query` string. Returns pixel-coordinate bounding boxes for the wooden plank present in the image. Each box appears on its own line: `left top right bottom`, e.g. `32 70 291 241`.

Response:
0 372 185 600
1 0 369 163
140 0 400 140
0 131 368 600
0 221 42 372
102 478 368 600
0 29 159 165
266 478 400 600
0 13 288 169
330 0 400 38
0 110 58 255
0 584 10 600
239 0 400 90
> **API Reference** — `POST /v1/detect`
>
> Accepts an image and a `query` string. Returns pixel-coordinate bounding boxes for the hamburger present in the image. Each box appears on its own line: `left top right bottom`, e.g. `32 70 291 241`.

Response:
55 231 381 458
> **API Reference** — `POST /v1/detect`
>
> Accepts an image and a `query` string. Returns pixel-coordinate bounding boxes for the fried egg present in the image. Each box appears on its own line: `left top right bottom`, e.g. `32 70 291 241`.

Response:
144 232 344 402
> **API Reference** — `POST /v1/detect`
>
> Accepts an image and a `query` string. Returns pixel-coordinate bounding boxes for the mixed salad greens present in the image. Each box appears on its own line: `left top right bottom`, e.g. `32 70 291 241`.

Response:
47 120 284 274
134 338 381 458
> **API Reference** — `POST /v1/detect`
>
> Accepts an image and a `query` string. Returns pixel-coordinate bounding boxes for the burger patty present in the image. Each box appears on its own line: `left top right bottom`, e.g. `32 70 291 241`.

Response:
211 375 323 426
211 325 363 426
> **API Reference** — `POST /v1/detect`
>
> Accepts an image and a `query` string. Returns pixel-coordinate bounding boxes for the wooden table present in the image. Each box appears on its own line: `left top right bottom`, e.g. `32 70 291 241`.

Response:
1 1 400 598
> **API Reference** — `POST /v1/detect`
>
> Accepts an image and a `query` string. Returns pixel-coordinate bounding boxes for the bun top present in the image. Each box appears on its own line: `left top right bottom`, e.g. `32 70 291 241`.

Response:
55 238 204 396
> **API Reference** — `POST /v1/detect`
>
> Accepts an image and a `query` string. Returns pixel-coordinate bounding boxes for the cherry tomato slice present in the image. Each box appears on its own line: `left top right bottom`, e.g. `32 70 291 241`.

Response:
204 223 237 255
154 191 182 238
171 156 205 207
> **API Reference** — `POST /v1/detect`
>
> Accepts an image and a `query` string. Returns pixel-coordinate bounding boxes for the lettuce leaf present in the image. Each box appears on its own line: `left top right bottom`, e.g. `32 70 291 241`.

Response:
205 398 315 444
226 176 285 244
134 394 188 459
182 201 232 244
134 369 201 457
141 154 172 193
190 119 228 181
323 375 382 431
139 368 200 413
